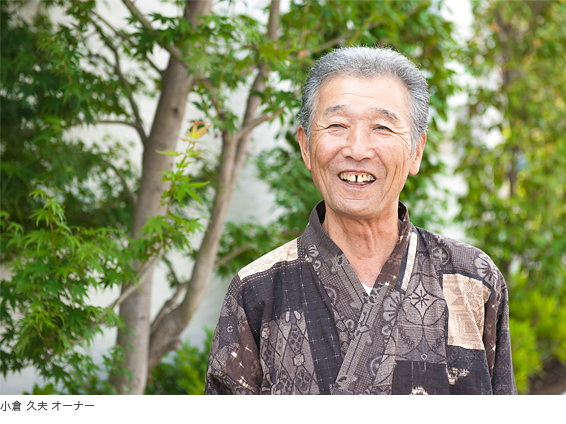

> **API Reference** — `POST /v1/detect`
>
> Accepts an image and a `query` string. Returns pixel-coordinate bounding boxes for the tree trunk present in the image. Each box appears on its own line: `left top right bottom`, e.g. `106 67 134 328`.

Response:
113 0 212 395
146 0 281 372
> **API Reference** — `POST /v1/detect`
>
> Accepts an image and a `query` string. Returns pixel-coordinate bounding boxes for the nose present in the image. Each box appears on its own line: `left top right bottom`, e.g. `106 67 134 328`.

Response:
342 125 375 161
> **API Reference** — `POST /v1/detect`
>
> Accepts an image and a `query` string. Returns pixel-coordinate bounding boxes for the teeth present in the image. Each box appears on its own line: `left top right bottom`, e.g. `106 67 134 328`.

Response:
339 172 375 184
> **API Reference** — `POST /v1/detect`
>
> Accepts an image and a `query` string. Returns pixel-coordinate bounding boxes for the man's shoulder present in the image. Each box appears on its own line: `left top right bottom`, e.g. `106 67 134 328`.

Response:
414 226 483 254
237 237 300 281
414 226 504 285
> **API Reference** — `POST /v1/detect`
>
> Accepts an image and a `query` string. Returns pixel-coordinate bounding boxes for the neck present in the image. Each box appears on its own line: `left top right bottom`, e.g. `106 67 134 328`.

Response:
322 205 401 287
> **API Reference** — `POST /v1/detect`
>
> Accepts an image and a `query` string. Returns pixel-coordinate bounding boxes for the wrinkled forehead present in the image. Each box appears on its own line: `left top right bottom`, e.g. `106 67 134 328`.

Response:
312 74 412 121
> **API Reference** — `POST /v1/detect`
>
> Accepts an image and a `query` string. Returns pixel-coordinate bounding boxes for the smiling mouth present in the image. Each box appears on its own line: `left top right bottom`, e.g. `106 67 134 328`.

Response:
338 172 376 185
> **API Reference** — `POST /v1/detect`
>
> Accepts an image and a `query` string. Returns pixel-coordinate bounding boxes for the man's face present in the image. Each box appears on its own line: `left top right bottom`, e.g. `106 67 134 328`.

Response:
298 76 426 223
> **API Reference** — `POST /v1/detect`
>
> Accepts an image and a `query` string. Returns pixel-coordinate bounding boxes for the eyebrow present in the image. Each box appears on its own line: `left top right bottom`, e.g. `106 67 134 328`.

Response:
322 104 400 122
375 107 400 122
322 104 347 117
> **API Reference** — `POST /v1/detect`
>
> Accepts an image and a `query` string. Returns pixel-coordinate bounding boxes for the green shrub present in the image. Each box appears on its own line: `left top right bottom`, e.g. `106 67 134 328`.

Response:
145 329 213 395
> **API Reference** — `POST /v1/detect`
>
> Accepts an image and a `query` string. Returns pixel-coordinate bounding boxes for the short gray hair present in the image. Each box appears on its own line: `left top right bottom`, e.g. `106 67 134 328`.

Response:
299 46 429 154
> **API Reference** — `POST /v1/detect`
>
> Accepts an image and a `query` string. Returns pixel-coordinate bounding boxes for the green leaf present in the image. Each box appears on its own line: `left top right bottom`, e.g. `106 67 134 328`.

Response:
155 150 179 156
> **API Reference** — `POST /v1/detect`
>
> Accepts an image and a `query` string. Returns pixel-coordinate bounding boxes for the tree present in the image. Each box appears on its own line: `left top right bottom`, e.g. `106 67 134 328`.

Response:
454 0 566 394
2 0 459 394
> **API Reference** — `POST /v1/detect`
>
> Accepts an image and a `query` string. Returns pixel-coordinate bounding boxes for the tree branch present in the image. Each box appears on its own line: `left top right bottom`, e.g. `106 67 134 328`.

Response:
199 77 228 121
238 0 280 133
100 158 137 205
108 251 163 310
122 0 188 67
214 242 251 268
237 109 284 140
162 255 182 286
152 256 189 328
231 0 281 179
108 45 148 145
296 4 419 56
90 22 149 145
94 119 137 128
311 18 383 54
90 9 164 77
108 282 137 311
151 283 186 337
63 118 141 137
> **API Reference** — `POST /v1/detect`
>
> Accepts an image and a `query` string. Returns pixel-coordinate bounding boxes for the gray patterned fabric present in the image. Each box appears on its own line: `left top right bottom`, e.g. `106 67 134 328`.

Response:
205 201 517 395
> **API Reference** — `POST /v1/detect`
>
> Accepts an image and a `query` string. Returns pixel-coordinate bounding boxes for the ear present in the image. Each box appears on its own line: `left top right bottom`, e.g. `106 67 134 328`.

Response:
297 126 312 171
409 134 426 175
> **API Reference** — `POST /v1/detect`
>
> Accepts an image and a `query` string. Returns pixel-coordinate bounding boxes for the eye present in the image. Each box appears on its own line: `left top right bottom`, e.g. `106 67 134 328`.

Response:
328 123 345 129
374 125 390 131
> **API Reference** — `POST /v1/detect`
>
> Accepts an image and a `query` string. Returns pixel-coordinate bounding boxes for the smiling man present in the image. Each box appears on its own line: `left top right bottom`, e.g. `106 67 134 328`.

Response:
205 47 517 395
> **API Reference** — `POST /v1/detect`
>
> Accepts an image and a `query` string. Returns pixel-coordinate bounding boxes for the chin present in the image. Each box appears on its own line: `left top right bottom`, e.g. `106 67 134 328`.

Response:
328 200 380 221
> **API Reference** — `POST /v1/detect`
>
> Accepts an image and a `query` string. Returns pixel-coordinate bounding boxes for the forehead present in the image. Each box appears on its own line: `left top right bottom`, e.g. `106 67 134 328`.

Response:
314 75 410 122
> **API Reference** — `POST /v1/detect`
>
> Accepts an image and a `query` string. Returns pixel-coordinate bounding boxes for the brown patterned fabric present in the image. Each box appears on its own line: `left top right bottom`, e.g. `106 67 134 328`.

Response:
205 201 517 395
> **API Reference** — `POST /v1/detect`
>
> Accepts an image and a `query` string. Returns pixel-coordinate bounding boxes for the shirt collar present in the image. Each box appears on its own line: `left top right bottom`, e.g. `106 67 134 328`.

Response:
303 200 411 265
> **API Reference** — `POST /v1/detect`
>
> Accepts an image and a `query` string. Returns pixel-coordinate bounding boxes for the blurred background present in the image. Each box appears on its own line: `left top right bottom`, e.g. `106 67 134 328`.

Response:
1 0 565 395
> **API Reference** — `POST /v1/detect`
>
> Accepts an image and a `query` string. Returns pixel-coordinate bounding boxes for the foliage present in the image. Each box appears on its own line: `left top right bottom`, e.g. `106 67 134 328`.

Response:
145 329 213 395
137 130 208 260
0 133 208 394
23 383 59 395
0 186 129 393
0 0 138 235
454 0 566 393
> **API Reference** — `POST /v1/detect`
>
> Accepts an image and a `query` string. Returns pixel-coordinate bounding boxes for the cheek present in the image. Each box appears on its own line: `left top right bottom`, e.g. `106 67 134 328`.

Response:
311 144 337 169
376 148 411 179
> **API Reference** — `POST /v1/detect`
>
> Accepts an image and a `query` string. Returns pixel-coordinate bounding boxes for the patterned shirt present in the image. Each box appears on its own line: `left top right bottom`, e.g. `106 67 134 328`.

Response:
205 201 517 395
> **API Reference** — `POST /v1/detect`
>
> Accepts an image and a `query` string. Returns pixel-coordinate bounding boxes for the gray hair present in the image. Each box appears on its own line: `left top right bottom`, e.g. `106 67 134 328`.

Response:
299 46 429 154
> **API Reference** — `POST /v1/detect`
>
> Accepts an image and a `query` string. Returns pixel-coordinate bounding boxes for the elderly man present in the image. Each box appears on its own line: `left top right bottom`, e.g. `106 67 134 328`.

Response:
205 47 517 395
